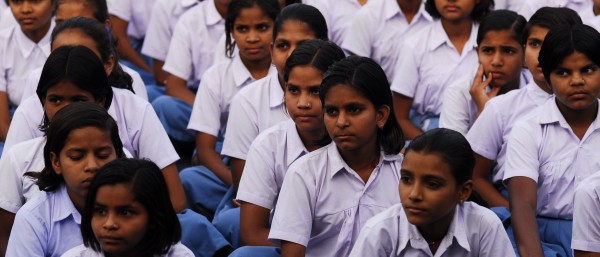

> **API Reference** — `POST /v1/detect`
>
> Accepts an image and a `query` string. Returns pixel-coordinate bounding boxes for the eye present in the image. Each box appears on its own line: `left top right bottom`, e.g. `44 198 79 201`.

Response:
47 97 63 104
480 47 493 54
528 40 541 48
400 174 412 184
257 24 270 31
426 181 442 189
309 87 320 95
67 154 83 161
276 42 289 50
120 209 133 216
583 66 598 74
72 96 90 103
286 85 299 95
93 207 107 215
553 69 569 77
324 107 338 116
235 25 248 33
347 106 362 114
503 48 517 55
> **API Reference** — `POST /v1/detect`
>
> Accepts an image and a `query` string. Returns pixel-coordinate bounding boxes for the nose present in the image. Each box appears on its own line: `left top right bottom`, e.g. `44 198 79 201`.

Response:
246 29 259 43
408 183 423 202
84 155 100 173
20 1 33 13
297 92 312 109
102 213 118 230
336 112 349 128
491 52 503 67
571 72 585 87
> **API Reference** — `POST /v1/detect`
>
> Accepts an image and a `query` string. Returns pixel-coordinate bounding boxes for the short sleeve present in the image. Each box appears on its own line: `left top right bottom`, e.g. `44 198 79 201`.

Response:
341 8 373 57
503 121 540 183
6 208 47 256
466 100 505 160
439 81 471 135
0 149 26 213
572 181 600 252
134 103 180 169
237 136 280 209
162 16 194 81
0 41 8 93
348 220 396 257
268 167 315 246
141 0 172 60
107 0 132 21
187 67 223 137
221 93 258 160
390 42 420 98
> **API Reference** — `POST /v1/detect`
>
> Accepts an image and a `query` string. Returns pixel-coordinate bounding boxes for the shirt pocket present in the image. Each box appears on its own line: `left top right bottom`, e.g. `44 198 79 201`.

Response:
332 208 356 257
538 161 561 212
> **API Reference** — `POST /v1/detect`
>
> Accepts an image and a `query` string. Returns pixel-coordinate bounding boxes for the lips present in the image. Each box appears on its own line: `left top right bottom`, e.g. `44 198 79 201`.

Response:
245 47 262 54
444 5 459 11
490 71 505 79
19 18 35 25
98 236 123 245
404 205 426 215
569 91 589 98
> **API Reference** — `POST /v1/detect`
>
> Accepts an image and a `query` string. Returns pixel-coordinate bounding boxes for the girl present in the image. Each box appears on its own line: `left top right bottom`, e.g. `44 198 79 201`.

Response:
232 39 345 257
183 0 280 215
0 0 55 154
440 10 528 135
465 7 582 210
5 101 126 257
573 170 600 256
268 56 405 257
391 0 492 140
505 24 600 257
62 158 194 257
349 128 513 257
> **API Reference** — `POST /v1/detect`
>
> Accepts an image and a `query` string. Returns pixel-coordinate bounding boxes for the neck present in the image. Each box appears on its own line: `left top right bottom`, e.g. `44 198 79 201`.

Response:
497 76 521 95
339 139 380 182
23 22 51 44
417 207 455 250
397 0 422 23
441 18 472 39
595 5 600 16
240 56 272 80
66 190 85 214
278 73 285 91
215 0 228 19
557 99 598 131
297 126 329 152
534 78 553 94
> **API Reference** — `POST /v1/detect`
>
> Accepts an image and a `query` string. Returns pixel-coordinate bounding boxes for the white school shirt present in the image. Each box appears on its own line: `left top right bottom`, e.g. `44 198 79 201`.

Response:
221 72 288 160
580 7 600 33
572 171 600 252
341 0 432 82
268 143 403 257
187 54 272 139
236 119 309 211
348 202 514 257
61 243 194 257
107 0 156 39
6 185 83 257
0 8 16 31
20 64 148 105
141 0 199 62
439 69 530 135
391 20 479 116
503 97 600 219
466 82 551 185
0 22 54 106
162 0 225 89
517 0 592 19
4 88 179 168
308 0 364 46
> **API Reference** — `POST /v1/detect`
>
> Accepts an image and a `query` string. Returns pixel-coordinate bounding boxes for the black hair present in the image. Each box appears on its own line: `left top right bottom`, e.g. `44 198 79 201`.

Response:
273 3 328 42
521 7 582 45
476 10 526 46
81 158 181 255
406 128 474 185
320 56 404 155
283 39 345 82
225 0 280 58
36 45 114 129
539 24 600 85
425 0 492 22
24 102 125 192
56 0 109 22
51 17 134 93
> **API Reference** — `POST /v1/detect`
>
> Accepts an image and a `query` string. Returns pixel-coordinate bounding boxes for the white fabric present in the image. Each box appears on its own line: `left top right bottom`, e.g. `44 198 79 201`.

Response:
466 82 551 185
221 72 288 160
0 8 16 31
0 23 54 106
580 7 600 33
141 0 199 61
61 242 194 257
162 0 225 88
212 32 233 67
4 88 179 169
269 143 403 257
341 0 432 82
348 202 514 257
572 171 600 252
503 98 600 219
107 0 157 39
493 0 523 12
390 20 478 115
516 0 592 19
309 0 364 46
236 119 309 210
439 69 530 135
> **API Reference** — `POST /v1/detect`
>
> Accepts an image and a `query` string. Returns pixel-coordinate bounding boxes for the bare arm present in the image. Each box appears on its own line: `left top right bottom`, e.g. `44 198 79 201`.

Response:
508 176 544 257
161 164 187 213
230 157 246 193
281 241 306 257
152 59 167 86
195 132 232 186
392 92 422 140
0 209 15 257
110 15 152 73
239 202 276 246
0 92 10 141
472 154 509 208
575 251 600 257
165 74 196 106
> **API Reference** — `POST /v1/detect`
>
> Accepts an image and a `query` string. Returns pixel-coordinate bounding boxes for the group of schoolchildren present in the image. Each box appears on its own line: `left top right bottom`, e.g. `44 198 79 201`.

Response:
0 0 599 256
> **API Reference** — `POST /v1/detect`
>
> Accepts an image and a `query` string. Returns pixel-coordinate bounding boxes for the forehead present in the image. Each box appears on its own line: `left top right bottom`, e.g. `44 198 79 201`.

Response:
479 30 520 46
527 25 550 40
324 84 368 104
402 151 454 180
275 20 316 41
95 183 138 205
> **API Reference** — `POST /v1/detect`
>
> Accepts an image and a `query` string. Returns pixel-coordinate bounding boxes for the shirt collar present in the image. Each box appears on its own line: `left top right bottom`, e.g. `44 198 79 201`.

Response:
15 21 54 59
525 81 553 106
205 0 224 26
429 20 477 52
284 119 310 167
537 97 600 130
231 54 254 87
52 184 82 225
329 143 402 178
268 72 284 108
181 0 198 8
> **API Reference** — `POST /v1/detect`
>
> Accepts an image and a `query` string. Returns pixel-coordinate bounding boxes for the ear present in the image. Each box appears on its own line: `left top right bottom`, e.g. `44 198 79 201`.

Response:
104 55 116 75
457 180 473 204
375 105 391 129
50 152 62 175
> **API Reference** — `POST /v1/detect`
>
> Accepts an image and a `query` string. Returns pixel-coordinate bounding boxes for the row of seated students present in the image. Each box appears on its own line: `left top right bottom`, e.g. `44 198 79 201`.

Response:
0 0 600 257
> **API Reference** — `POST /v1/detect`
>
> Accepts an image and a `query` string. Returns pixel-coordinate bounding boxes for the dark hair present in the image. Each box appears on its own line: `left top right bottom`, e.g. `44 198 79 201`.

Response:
81 158 181 255
521 7 582 45
425 0 492 22
539 24 600 85
56 0 109 22
273 3 328 42
51 17 134 93
24 102 125 192
225 0 280 57
36 45 114 129
320 56 404 155
476 10 526 46
406 128 474 185
283 39 345 82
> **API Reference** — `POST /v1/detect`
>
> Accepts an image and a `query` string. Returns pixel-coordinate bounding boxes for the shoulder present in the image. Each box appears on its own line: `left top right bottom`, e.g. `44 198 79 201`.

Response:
232 73 272 101
17 190 53 219
112 87 150 108
364 203 404 229
286 143 332 177
251 120 293 147
163 243 195 257
576 172 600 199
461 202 503 230
61 244 101 257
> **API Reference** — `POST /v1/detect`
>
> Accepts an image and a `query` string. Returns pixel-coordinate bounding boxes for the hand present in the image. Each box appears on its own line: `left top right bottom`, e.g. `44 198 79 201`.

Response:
469 64 501 113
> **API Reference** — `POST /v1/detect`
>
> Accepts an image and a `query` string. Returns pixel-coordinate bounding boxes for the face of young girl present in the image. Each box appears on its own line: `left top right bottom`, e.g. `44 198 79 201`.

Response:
52 29 115 75
51 126 117 210
233 5 274 64
524 25 550 88
44 81 104 121
434 0 476 23
9 0 53 35
91 183 149 257
399 151 466 229
271 20 317 81
323 84 387 153
54 0 98 25
285 65 324 133
550 51 600 112
477 30 523 88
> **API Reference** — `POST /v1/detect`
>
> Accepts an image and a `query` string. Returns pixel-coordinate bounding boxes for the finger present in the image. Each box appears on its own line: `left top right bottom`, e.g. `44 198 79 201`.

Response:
487 85 502 98
482 72 494 87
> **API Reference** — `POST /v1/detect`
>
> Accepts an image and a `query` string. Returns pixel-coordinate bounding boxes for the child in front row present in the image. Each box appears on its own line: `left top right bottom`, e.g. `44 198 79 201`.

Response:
349 128 513 257
62 158 194 257
505 24 600 257
232 39 346 257
573 161 600 256
269 56 405 257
